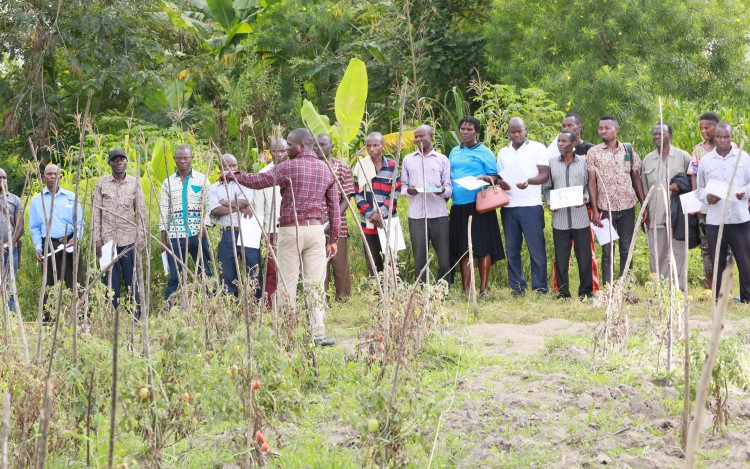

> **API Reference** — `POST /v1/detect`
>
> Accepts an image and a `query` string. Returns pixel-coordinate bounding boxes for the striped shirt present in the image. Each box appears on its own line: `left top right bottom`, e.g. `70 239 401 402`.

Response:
159 169 210 239
543 154 590 230
354 156 401 235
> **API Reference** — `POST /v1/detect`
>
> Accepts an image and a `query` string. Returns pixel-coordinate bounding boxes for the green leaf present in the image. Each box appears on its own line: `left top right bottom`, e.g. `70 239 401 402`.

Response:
205 0 237 30
233 0 261 20
151 138 175 184
300 99 331 136
334 57 368 145
163 79 192 110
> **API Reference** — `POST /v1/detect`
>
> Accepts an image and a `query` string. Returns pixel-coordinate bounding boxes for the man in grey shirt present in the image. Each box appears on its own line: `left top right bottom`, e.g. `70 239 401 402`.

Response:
543 132 593 298
696 122 750 302
0 168 23 311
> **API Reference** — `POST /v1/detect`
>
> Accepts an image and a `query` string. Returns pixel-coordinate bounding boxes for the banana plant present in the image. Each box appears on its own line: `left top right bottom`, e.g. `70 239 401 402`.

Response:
163 0 274 59
301 57 368 160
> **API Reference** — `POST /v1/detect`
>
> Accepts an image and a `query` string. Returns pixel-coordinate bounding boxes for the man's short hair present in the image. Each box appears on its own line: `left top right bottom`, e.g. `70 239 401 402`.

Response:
459 116 482 134
366 132 384 143
559 131 577 142
288 128 315 146
699 112 720 123
716 122 733 134
175 144 192 156
564 113 583 125
654 122 673 136
599 115 619 125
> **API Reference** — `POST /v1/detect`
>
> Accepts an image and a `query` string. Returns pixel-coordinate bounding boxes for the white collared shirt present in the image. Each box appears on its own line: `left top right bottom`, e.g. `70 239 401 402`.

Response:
497 139 549 207
696 148 750 225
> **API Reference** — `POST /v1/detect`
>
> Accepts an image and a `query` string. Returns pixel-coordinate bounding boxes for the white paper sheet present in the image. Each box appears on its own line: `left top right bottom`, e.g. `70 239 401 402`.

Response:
679 191 703 214
591 219 620 245
499 161 528 187
454 176 489 191
416 187 443 193
377 217 406 252
99 240 115 270
705 179 742 198
161 251 170 275
549 185 584 210
236 216 262 249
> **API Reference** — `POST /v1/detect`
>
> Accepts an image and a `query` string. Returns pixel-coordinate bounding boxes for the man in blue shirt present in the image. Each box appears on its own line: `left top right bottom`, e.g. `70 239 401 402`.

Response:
29 164 85 319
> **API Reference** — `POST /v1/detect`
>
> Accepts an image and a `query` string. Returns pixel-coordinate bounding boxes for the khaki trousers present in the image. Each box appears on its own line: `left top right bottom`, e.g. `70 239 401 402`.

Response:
276 225 327 339
647 226 686 290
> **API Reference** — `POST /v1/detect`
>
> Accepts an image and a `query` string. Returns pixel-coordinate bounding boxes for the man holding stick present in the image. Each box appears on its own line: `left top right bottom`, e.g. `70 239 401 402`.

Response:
696 122 750 302
91 149 147 316
228 128 340 346
401 124 452 284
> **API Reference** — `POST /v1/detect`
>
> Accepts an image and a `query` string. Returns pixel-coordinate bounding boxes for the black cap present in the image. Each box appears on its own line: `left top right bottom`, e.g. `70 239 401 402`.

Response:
108 149 127 162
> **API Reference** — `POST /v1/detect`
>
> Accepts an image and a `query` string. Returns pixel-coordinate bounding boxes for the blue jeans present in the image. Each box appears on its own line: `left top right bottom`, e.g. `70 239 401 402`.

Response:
165 235 213 300
102 243 141 316
217 229 262 299
3 248 18 311
501 205 548 293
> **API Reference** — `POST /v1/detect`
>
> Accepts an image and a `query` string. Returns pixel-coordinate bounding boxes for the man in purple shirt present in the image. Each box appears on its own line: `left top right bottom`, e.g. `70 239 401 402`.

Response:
402 125 453 283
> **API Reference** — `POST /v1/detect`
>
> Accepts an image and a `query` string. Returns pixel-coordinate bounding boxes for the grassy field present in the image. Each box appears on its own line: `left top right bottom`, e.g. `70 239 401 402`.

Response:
2 278 749 468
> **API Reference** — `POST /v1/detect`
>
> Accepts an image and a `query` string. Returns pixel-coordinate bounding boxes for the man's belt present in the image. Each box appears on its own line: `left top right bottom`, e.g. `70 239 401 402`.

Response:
279 219 323 227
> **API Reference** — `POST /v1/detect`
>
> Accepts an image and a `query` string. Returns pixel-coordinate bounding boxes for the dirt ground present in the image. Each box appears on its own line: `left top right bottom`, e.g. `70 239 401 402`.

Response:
431 318 750 469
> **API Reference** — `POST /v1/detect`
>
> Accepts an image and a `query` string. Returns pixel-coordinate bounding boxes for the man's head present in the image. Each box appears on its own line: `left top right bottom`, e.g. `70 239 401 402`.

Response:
652 123 673 151
458 116 481 146
414 124 434 153
286 128 315 158
561 113 583 140
108 148 128 176
269 137 289 164
598 115 620 144
219 153 238 173
698 112 720 143
174 145 193 173
557 131 577 156
0 168 6 190
316 133 333 159
714 122 733 154
366 132 384 159
43 164 60 191
507 117 527 146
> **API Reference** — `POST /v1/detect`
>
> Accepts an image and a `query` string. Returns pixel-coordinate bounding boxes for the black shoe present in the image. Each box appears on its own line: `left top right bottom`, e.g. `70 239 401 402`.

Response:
511 290 524 298
314 338 335 347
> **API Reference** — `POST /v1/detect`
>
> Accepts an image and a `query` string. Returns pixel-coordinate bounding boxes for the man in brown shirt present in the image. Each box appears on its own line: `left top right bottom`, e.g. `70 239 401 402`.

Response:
91 148 147 316
587 115 646 284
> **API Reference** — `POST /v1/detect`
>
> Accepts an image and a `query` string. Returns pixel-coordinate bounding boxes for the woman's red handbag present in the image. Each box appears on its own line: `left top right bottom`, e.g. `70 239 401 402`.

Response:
475 182 509 213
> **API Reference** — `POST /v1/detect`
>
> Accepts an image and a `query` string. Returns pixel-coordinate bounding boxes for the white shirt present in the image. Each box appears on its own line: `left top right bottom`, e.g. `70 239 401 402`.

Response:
207 180 253 227
252 163 282 234
696 148 750 225
497 139 549 207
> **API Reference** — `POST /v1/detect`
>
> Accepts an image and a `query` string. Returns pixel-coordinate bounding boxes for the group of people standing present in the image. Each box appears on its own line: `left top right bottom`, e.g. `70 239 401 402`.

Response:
1 112 748 346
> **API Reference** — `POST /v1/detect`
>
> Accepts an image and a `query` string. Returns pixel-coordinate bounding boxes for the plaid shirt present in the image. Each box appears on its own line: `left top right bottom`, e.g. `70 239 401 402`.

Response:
354 157 401 235
234 151 341 243
330 158 356 237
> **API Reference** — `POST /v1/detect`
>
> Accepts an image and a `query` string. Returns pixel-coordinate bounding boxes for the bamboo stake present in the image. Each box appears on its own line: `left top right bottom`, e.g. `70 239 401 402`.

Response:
467 216 477 316
107 292 120 468
2 391 9 469
680 211 690 450
85 363 95 467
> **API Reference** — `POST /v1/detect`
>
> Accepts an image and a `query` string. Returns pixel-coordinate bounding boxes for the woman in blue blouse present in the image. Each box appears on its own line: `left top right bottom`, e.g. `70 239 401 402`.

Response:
449 116 505 296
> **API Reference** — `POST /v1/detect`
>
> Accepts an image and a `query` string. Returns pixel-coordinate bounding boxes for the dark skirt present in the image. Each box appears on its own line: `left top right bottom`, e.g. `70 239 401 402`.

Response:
449 202 505 264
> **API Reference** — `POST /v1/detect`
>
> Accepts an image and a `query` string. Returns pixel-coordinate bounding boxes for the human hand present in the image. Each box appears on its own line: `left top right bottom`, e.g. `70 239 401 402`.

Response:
497 180 511 191
516 180 529 190
95 240 103 258
326 242 338 259
736 191 745 200
590 210 603 228
369 211 385 229
406 186 418 196
707 194 721 205
36 250 43 263
642 211 650 229
669 183 680 195
240 207 253 219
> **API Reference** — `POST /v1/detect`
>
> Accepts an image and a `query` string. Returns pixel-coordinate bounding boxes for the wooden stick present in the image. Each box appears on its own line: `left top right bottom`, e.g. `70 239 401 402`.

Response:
681 211 690 450
2 391 9 469
467 215 477 316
